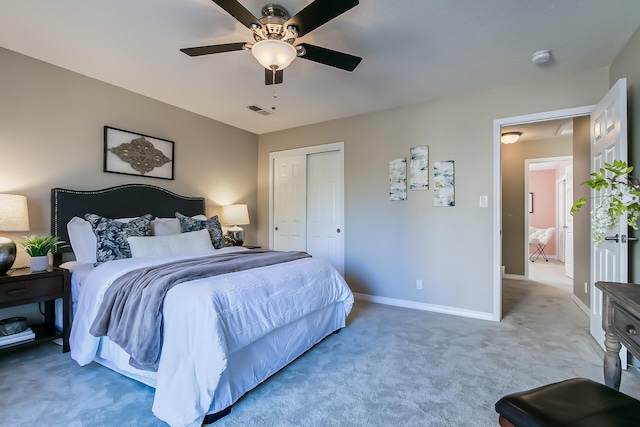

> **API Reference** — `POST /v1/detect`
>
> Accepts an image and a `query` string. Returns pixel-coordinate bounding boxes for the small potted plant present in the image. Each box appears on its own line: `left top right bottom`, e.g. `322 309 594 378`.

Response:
18 235 69 272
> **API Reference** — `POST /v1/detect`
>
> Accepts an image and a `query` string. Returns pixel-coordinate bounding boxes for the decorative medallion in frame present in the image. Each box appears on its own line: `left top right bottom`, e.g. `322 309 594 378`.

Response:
104 126 174 180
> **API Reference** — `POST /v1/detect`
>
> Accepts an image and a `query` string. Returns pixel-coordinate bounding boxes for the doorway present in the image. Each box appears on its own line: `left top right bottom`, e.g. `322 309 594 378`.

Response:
525 156 574 293
525 156 573 282
492 106 593 321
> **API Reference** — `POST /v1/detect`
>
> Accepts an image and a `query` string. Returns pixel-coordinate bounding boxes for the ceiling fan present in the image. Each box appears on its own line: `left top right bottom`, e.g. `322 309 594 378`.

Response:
181 0 362 85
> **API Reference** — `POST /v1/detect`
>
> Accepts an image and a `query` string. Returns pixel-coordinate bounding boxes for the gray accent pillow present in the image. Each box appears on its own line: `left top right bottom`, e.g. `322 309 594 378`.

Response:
85 213 153 263
175 212 225 249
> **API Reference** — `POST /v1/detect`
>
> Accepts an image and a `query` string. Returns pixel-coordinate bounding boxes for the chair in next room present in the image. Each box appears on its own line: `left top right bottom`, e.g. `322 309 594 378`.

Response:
528 226 555 262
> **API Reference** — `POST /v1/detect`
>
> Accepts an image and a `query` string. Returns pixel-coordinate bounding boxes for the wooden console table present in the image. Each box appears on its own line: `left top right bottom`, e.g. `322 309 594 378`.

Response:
595 281 640 390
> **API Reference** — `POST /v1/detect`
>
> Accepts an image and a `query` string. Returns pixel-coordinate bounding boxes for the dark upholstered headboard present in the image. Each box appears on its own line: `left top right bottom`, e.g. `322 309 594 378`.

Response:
51 184 206 264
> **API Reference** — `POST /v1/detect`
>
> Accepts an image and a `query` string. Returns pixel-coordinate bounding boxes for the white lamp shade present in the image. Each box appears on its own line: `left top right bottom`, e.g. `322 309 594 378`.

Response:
0 194 30 231
501 132 522 144
251 39 297 70
222 204 250 226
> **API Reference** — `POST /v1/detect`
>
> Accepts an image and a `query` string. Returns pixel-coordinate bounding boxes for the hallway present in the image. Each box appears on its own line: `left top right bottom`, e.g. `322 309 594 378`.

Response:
529 258 573 293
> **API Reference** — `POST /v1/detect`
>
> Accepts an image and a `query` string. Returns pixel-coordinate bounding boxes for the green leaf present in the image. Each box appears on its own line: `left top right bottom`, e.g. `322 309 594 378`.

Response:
18 235 69 257
570 198 587 214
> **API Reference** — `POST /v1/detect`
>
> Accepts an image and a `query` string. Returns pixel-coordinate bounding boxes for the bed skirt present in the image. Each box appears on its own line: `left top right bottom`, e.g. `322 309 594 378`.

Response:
92 301 346 422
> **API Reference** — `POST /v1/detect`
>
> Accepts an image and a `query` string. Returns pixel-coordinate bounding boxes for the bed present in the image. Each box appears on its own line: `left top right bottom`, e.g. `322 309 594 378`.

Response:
51 184 354 427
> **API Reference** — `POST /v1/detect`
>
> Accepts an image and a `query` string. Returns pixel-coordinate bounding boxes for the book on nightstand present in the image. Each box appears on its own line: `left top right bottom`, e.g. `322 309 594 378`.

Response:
0 328 36 349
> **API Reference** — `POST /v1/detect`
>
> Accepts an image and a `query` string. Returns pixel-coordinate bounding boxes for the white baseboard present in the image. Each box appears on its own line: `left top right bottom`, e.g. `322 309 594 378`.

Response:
571 294 589 316
353 292 495 322
503 273 525 280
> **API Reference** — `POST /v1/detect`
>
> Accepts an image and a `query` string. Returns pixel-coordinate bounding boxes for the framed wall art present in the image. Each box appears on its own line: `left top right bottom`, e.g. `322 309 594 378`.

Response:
104 126 174 180
409 145 429 190
434 160 455 206
389 157 407 201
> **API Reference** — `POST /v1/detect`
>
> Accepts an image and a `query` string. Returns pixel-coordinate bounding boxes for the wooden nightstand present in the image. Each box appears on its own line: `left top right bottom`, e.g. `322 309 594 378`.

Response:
0 267 71 353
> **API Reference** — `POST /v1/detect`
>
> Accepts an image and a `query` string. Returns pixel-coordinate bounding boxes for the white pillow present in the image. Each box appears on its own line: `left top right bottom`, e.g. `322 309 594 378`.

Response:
127 229 214 257
152 215 207 236
151 218 182 236
67 214 209 262
67 216 98 264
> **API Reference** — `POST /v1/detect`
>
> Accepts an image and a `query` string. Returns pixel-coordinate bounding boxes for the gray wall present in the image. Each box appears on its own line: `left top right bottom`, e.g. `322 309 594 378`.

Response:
610 24 640 283
257 68 609 317
572 115 591 307
0 47 258 321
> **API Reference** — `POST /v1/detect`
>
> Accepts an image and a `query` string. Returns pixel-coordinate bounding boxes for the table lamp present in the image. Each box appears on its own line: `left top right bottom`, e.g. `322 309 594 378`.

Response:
222 204 249 246
0 194 30 274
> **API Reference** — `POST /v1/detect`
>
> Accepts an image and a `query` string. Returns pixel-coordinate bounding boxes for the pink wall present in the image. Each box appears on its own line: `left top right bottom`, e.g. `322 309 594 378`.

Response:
529 169 557 255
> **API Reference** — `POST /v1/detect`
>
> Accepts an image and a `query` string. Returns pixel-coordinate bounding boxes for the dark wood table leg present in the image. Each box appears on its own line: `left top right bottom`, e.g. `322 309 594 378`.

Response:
604 330 622 390
62 269 71 353
43 299 56 336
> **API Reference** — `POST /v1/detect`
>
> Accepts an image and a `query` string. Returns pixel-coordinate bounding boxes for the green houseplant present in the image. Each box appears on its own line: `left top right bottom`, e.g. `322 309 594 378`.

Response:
571 160 640 245
18 235 68 271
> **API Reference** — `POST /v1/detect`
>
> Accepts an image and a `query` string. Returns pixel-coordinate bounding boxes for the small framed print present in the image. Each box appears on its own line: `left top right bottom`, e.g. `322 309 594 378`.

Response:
104 126 174 180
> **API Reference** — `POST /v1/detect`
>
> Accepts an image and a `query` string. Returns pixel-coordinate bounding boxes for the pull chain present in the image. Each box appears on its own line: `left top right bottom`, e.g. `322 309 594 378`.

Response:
271 66 277 110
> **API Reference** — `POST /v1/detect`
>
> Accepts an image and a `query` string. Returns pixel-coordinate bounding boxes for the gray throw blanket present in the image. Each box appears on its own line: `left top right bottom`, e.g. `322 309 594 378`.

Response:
89 249 311 371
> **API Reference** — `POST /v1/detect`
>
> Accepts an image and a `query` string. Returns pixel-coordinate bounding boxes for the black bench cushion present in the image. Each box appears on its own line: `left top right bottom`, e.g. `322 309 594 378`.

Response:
495 377 640 427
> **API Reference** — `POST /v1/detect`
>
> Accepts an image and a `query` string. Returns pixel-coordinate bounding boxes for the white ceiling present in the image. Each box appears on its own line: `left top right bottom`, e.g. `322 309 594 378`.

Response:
1 1 639 135
503 118 574 143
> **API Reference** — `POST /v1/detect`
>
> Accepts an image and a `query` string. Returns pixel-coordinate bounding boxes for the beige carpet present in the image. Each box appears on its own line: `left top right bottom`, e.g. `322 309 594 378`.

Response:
529 257 573 292
2 278 640 426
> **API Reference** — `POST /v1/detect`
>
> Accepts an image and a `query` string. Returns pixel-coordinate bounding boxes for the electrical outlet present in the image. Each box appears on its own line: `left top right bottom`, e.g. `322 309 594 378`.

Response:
416 279 423 290
584 282 588 293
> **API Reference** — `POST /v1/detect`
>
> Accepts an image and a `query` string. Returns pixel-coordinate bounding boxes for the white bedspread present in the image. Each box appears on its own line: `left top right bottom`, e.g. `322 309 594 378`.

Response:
70 247 353 426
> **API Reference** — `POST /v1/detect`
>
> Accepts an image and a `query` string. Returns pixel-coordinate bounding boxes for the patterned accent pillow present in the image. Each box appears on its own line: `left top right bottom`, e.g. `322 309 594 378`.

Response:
175 212 225 249
85 213 153 263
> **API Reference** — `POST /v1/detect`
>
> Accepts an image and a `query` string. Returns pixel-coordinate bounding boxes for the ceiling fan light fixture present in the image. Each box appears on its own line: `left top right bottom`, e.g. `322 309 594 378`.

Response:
251 39 297 70
501 131 522 144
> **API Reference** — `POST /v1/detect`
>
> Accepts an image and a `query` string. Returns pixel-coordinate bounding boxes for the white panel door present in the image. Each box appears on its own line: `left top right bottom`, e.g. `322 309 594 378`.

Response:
273 155 307 252
557 177 567 263
307 150 345 275
590 79 628 363
565 165 574 278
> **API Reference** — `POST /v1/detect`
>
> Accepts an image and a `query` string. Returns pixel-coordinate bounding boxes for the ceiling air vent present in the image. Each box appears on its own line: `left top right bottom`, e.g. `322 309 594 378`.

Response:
247 104 273 116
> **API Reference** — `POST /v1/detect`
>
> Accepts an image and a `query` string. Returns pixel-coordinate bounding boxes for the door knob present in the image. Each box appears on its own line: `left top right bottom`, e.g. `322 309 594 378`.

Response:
337 228 341 233
605 234 620 243
275 227 278 231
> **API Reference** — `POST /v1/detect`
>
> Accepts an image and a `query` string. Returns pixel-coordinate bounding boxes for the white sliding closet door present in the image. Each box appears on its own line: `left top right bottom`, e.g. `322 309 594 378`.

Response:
273 155 307 252
307 150 344 275
270 143 345 276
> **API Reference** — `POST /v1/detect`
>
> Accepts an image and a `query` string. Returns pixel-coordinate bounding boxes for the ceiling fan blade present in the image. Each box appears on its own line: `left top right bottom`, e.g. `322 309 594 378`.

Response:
285 0 359 37
297 43 362 71
211 0 261 29
265 68 284 85
180 42 246 57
